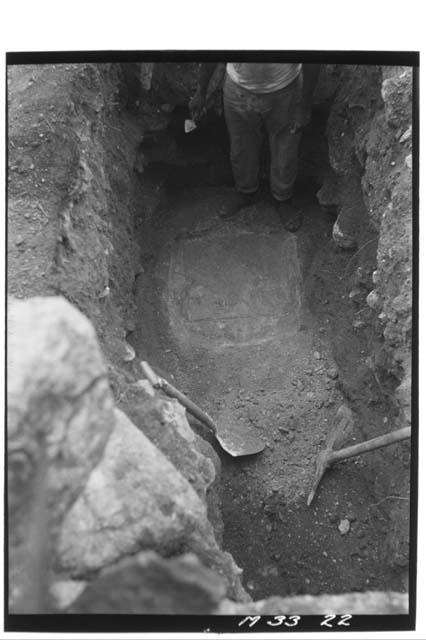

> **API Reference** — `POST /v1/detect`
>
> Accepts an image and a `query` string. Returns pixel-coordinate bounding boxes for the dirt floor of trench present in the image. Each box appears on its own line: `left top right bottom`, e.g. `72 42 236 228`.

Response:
130 180 408 600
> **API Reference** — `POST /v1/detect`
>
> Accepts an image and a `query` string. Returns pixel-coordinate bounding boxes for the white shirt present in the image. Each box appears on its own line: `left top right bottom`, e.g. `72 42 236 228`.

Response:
226 63 302 93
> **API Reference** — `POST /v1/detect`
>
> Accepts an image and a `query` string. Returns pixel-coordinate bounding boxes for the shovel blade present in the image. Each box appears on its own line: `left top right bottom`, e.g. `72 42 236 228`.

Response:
215 420 265 457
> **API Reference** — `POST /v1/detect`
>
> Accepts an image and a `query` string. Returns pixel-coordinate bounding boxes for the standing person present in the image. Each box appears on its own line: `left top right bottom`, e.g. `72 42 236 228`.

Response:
190 62 320 231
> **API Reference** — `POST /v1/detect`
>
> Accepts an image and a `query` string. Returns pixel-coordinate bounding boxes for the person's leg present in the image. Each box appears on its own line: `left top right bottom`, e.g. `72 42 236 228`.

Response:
263 77 303 230
269 127 301 201
223 76 263 199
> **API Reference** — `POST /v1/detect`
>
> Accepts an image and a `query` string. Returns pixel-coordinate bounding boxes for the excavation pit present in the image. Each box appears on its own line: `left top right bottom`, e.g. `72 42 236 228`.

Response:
130 105 408 600
7 61 412 616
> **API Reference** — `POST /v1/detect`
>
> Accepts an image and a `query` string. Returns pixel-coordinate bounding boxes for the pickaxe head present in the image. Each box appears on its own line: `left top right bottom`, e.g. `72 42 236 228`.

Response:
307 448 331 506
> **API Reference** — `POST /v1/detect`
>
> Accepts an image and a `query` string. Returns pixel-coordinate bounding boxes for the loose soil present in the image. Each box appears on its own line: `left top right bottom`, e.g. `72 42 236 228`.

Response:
132 182 409 599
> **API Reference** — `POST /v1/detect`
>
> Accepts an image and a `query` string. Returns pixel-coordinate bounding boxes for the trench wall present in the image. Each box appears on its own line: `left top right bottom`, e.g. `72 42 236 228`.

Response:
317 64 413 429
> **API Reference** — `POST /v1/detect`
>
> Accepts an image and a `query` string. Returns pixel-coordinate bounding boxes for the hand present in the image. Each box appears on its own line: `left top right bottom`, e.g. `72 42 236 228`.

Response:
189 90 207 123
290 104 312 133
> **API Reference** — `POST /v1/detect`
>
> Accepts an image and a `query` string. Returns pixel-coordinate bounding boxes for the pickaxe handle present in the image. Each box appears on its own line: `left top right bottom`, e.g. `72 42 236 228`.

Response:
327 426 411 465
307 426 411 506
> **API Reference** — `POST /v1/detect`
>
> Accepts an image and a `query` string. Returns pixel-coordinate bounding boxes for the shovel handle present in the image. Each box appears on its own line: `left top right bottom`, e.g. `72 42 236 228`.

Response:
328 426 411 465
140 361 218 435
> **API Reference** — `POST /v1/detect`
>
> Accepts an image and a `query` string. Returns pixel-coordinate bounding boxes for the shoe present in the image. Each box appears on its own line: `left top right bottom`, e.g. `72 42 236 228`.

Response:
220 191 258 219
275 198 303 232
332 220 357 250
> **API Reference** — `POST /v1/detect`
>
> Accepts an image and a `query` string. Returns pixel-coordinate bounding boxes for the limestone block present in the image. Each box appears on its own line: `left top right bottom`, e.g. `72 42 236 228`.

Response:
58 404 247 601
8 296 115 611
58 407 209 572
68 551 226 614
8 296 114 516
120 386 216 499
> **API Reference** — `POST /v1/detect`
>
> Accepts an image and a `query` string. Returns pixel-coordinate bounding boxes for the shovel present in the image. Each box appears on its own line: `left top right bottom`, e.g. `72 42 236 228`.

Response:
307 420 411 506
140 361 265 457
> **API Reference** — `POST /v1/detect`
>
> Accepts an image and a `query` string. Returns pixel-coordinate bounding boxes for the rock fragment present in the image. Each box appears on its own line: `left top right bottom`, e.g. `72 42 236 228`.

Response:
338 518 351 535
68 551 226 614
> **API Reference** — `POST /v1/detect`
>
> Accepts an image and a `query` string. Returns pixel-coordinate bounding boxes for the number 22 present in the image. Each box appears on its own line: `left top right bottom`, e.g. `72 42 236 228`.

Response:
321 614 352 627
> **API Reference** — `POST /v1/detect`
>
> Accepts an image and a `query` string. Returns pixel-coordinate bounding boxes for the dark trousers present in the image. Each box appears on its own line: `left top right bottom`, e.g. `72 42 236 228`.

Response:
223 74 302 201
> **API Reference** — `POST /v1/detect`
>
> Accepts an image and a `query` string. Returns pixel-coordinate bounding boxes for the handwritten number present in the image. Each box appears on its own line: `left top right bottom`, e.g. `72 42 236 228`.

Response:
321 615 336 627
321 615 352 628
267 616 286 626
285 615 301 627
